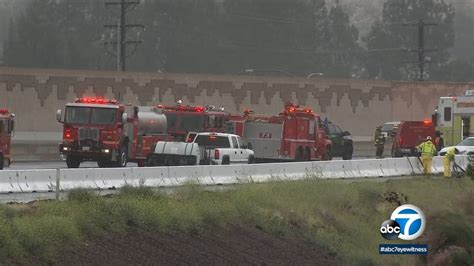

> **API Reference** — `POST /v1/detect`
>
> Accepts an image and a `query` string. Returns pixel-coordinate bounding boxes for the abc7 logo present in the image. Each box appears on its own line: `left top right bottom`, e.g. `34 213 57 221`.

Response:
380 204 426 241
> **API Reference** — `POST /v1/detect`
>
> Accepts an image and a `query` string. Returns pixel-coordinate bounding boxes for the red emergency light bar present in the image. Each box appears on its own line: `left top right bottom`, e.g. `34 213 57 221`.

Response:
158 105 206 112
284 103 314 115
423 119 432 125
0 109 10 114
75 97 118 104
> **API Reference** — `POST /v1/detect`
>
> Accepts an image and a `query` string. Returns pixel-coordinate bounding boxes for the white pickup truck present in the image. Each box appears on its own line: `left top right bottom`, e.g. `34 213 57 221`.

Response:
146 132 255 166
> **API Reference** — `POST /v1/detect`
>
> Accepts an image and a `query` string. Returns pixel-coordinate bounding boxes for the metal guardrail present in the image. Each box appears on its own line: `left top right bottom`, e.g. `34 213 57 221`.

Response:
0 156 469 200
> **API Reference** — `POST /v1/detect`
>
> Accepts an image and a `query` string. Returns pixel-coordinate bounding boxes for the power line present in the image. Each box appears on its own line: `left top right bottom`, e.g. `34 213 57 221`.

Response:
403 19 437 81
103 0 144 72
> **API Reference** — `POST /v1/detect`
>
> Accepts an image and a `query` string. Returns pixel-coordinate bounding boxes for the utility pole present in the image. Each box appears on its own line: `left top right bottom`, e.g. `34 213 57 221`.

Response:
103 0 144 72
403 19 437 81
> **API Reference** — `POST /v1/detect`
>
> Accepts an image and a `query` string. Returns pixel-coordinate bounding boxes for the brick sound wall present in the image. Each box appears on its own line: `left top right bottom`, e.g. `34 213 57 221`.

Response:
1 67 473 137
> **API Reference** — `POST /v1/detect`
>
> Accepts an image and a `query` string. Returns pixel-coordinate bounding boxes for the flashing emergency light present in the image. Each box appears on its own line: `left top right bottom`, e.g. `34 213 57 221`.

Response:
0 109 10 114
64 128 72 139
194 106 205 112
284 103 313 115
75 97 118 104
423 119 432 125
158 105 209 112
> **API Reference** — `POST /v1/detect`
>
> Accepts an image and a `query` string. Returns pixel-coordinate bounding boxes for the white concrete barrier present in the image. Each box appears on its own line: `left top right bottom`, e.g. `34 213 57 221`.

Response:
130 166 170 187
0 170 22 193
60 168 134 190
0 169 56 193
0 156 470 195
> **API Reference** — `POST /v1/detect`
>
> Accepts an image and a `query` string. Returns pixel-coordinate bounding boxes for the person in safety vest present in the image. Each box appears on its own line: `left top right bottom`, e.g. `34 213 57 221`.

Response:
416 136 437 175
374 125 385 159
443 146 456 178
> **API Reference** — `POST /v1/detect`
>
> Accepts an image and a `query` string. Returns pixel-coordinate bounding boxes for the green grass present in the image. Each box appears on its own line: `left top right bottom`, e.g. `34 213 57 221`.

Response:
0 177 472 265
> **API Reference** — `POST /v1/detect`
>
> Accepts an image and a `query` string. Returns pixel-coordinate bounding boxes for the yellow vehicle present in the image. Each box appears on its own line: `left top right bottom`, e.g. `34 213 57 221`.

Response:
433 90 474 146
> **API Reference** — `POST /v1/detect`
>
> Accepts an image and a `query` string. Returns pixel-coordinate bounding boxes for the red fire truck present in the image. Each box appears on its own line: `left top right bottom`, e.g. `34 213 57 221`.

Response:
391 120 436 157
57 97 172 168
0 109 15 170
157 102 230 140
227 103 332 162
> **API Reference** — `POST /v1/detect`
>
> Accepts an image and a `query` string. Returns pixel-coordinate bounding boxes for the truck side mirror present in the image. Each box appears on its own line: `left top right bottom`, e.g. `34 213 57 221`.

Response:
122 112 128 124
56 109 63 123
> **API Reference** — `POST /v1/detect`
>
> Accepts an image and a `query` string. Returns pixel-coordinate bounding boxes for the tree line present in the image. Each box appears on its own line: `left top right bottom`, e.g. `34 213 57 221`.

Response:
2 0 473 81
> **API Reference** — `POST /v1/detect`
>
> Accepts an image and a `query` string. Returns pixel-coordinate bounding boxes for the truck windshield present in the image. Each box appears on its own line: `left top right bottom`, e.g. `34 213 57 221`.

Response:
166 113 205 132
194 135 230 148
65 107 117 125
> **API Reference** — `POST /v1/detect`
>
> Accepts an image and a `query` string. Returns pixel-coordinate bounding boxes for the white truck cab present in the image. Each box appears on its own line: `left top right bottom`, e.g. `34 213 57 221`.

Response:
147 132 255 166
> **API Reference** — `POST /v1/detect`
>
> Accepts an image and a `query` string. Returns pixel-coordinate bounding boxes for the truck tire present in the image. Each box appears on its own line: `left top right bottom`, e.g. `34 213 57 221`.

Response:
342 144 353 160
0 153 4 170
66 155 81 168
342 153 352 160
295 146 304 161
323 146 332 161
115 145 128 167
222 155 230 165
248 155 255 164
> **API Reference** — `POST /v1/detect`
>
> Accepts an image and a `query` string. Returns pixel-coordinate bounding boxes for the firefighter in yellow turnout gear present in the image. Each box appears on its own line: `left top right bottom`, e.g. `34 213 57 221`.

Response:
443 147 456 178
416 136 437 175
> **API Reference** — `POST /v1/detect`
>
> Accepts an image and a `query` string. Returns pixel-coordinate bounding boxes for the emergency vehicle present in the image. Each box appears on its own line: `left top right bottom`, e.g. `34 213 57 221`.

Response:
433 90 474 146
391 120 435 157
0 109 15 170
57 97 172 168
227 103 332 162
157 101 230 140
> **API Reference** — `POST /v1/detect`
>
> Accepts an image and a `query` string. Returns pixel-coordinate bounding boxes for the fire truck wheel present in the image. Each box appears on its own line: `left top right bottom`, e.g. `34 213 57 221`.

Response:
0 154 4 170
323 146 332 161
66 156 81 168
295 147 304 161
248 155 255 164
116 146 128 167
222 156 230 165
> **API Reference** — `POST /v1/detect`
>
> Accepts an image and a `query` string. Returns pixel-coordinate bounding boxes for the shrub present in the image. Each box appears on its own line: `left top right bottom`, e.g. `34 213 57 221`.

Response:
13 216 80 262
67 188 97 202
119 185 158 199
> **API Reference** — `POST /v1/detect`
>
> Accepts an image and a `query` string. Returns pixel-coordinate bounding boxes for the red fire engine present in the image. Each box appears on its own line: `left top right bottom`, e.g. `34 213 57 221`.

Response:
391 120 436 157
0 109 15 170
157 101 230 140
57 97 172 168
227 103 332 162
